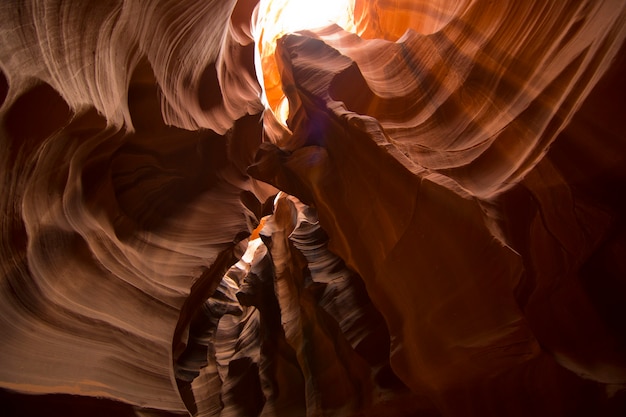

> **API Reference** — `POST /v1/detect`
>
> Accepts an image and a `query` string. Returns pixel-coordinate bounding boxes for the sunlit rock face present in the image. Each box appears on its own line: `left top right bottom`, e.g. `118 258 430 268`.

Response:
1 1 625 416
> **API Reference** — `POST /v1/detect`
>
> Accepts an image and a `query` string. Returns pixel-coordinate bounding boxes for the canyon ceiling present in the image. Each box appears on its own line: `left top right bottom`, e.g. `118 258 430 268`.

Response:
1 0 626 416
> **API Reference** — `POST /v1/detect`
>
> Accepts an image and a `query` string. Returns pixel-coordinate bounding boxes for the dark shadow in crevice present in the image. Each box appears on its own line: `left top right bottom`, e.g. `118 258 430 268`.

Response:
0 68 8 110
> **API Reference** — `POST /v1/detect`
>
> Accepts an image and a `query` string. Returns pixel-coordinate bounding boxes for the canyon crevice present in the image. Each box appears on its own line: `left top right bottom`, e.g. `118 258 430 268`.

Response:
1 1 625 416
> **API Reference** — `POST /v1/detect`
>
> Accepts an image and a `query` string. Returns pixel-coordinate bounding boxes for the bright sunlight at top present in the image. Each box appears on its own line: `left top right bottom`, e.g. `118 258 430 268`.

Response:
253 0 356 127
256 0 355 37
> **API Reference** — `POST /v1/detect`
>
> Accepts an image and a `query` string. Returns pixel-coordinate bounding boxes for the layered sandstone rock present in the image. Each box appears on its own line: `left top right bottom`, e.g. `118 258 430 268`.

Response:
1 0 625 416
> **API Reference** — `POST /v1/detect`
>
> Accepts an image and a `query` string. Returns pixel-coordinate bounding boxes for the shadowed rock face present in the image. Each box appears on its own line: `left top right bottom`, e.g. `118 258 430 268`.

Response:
1 1 625 416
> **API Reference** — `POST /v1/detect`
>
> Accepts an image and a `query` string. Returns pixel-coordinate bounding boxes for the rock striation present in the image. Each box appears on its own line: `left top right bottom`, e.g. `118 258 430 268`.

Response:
1 0 625 416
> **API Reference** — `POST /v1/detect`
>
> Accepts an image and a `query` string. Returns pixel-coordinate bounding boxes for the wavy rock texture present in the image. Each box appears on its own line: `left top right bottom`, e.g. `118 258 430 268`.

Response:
1 0 626 416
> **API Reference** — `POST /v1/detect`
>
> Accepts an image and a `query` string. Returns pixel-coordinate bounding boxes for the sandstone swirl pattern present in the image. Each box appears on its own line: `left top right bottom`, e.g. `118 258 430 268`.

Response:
1 1 625 416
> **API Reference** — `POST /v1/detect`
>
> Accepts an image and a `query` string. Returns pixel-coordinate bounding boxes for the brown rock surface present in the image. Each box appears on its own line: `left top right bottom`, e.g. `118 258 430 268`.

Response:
1 1 625 416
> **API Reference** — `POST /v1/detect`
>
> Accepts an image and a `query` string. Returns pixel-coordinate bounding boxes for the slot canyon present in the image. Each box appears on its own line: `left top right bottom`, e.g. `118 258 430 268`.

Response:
1 0 626 416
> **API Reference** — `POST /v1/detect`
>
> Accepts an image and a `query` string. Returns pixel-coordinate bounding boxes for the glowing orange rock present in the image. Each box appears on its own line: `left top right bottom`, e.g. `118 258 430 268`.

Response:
1 0 625 416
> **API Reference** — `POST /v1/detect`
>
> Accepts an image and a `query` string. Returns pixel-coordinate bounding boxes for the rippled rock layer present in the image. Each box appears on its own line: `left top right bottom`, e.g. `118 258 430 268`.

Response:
1 0 625 416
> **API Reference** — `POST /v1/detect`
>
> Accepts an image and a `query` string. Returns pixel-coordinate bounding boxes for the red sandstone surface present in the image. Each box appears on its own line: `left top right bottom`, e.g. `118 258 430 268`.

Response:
1 1 625 416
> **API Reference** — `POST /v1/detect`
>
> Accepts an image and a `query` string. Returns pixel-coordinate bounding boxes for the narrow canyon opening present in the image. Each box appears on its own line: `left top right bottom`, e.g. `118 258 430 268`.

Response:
1 1 625 416
253 0 357 126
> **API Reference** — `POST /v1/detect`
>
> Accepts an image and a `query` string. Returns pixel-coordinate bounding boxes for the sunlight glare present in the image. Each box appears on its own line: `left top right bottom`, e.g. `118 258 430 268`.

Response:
253 0 356 127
